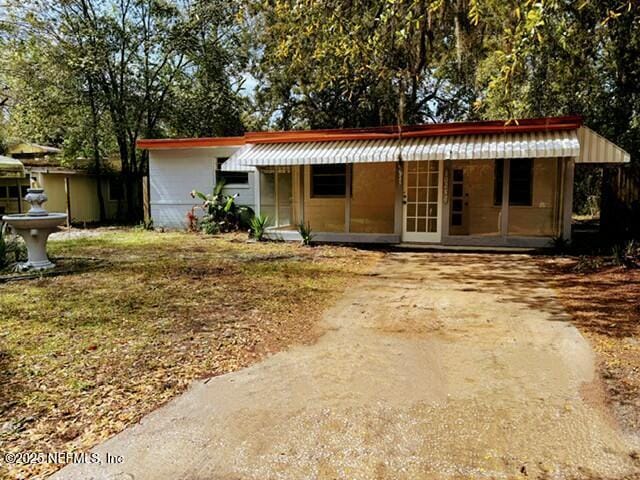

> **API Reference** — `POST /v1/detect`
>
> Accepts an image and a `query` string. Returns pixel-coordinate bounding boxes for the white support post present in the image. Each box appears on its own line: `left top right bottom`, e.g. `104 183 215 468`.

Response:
500 159 510 239
394 161 404 236
562 158 575 242
298 166 305 224
254 168 261 217
344 164 352 233
441 161 451 238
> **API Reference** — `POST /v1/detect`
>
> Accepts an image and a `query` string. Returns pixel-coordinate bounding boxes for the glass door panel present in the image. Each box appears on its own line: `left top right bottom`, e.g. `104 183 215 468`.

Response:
402 161 442 242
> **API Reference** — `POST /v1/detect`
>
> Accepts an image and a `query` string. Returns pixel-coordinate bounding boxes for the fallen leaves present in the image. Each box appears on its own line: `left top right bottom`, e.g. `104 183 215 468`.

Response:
0 229 381 479
541 257 640 437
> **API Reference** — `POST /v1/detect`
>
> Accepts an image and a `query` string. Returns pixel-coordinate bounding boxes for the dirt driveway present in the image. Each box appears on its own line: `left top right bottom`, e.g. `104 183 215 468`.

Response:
53 253 639 480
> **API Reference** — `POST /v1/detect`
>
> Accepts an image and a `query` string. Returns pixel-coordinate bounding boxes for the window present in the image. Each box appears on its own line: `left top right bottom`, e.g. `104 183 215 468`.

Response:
0 186 7 198
216 158 249 185
8 185 20 199
109 177 124 201
494 159 533 206
311 165 347 197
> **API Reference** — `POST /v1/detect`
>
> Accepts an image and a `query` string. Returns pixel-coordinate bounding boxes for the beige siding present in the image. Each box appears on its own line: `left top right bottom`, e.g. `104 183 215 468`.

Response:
33 173 115 223
350 163 396 234
508 158 560 236
464 160 501 235
303 165 346 232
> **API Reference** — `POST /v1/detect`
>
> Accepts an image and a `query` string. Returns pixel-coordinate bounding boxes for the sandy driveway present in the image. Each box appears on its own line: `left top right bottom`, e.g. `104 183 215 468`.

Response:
53 253 639 479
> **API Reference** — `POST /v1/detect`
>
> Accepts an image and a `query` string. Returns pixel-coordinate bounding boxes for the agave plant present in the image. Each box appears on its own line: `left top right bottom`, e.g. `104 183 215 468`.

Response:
190 180 254 234
250 214 270 241
297 221 314 246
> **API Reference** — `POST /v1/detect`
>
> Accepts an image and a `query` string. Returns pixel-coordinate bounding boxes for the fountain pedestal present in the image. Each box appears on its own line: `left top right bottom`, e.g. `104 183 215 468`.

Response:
1 189 67 271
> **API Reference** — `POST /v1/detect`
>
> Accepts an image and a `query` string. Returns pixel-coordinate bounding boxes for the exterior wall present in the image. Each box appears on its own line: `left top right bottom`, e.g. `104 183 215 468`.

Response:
302 165 345 232
219 170 256 214
350 162 396 233
464 160 501 235
262 158 567 247
31 173 116 223
149 146 252 229
508 158 560 237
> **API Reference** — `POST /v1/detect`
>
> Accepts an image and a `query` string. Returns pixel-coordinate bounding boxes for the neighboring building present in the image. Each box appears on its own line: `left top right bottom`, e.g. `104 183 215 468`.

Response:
8 142 63 161
138 116 630 247
2 143 119 223
0 155 30 215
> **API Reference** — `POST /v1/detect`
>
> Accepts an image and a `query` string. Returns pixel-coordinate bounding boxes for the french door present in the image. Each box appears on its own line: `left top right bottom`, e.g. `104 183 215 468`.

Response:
402 160 442 243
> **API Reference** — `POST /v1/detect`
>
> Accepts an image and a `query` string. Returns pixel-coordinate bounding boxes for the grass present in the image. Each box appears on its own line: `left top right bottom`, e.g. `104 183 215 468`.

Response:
0 229 381 479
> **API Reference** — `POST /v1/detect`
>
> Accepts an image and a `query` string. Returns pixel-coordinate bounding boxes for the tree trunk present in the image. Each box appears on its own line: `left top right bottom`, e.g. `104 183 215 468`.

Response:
88 78 106 222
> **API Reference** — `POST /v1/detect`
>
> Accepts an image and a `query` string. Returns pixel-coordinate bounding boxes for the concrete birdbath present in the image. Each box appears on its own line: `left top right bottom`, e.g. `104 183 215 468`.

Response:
1 188 67 271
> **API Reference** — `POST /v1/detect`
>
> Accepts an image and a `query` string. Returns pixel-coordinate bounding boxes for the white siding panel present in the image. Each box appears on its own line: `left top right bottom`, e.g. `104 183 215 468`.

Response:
149 146 255 229
149 149 216 229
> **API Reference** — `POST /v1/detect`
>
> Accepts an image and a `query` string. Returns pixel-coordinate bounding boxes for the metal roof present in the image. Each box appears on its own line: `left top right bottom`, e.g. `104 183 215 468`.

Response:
402 130 580 161
223 139 400 170
578 127 630 164
223 130 590 170
0 155 25 179
138 116 584 150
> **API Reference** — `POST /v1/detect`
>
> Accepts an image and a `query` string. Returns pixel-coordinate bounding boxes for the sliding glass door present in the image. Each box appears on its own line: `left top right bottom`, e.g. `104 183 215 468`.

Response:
259 168 292 227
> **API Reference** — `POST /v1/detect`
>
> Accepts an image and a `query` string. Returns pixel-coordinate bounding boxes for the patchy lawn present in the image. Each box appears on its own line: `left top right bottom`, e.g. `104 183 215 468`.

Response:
540 257 640 437
0 229 381 479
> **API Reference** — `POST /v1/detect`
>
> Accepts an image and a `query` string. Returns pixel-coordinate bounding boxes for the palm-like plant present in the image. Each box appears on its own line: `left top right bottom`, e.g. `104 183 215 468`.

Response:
190 180 254 234
250 215 270 241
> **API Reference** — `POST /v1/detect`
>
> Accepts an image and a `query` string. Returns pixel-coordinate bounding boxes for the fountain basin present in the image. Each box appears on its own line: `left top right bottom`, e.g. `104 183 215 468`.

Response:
2 213 68 230
1 189 67 271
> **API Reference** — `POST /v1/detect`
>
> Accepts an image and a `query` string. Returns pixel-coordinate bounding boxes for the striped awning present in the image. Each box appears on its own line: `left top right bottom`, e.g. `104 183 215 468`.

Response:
222 128 629 171
402 130 580 161
0 155 25 179
222 139 400 171
578 127 630 164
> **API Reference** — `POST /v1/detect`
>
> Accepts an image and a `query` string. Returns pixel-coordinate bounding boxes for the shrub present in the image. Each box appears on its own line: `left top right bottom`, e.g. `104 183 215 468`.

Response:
297 221 314 246
0 223 26 270
0 224 6 269
190 180 254 234
611 240 639 268
250 215 270 241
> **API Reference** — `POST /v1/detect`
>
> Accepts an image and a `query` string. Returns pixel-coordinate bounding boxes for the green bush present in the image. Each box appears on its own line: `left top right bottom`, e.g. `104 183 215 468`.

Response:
611 240 639 268
0 223 26 270
190 180 254 234
0 224 6 268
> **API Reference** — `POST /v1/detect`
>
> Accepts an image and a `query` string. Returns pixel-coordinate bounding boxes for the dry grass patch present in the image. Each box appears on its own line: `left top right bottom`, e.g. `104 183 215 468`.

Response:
540 257 640 437
0 229 381 479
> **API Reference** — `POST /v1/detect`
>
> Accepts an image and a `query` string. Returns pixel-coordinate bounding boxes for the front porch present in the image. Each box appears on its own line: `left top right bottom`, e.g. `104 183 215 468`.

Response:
258 157 574 248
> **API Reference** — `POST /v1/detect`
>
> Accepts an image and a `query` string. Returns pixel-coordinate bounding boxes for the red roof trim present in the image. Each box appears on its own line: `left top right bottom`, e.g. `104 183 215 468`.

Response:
136 136 245 149
137 116 583 149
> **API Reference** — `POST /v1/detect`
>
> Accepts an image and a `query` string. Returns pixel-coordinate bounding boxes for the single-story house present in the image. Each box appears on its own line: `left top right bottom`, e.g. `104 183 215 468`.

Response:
1 143 120 223
138 116 630 247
